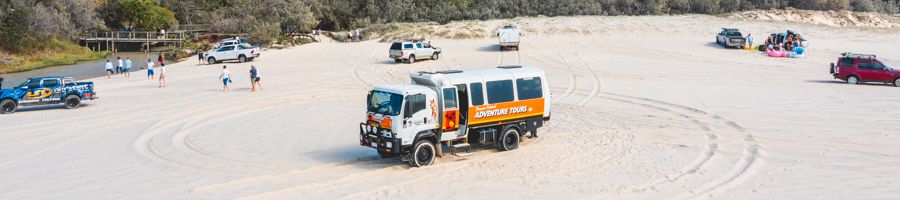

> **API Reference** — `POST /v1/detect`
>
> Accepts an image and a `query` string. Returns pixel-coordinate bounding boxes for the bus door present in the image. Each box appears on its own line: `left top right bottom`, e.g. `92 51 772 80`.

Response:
440 87 460 135
455 84 469 137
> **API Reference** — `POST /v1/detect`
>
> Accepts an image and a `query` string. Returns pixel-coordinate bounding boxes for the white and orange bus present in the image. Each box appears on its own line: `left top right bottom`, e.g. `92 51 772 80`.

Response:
360 66 551 167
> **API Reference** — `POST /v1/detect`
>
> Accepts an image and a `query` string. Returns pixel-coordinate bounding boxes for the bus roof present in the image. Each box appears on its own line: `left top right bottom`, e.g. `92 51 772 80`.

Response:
410 66 545 88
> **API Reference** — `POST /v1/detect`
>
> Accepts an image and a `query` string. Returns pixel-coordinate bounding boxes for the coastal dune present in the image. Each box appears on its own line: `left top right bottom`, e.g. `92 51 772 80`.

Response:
1 15 899 199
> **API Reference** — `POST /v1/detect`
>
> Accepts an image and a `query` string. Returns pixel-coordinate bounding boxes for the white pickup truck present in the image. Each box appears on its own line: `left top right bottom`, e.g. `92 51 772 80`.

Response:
389 41 441 64
497 25 521 50
205 44 260 64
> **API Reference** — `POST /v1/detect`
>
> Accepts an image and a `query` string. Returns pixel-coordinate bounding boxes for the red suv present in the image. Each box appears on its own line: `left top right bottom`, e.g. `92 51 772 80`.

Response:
830 53 900 86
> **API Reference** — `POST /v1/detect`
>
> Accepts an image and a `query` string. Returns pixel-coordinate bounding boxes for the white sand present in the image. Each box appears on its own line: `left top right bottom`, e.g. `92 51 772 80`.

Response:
1 15 899 199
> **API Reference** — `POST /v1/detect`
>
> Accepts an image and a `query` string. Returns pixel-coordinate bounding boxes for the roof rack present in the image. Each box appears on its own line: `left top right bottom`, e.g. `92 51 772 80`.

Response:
497 65 522 69
436 70 463 74
841 52 876 59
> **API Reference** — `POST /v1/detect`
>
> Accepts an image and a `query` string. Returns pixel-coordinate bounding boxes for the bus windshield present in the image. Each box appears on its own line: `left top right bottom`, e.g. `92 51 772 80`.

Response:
368 91 403 116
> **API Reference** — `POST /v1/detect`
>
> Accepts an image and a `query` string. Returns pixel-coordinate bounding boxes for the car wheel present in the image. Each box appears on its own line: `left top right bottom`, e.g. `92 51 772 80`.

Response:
431 53 439 60
64 95 81 109
208 57 217 64
238 55 247 63
894 78 900 87
497 127 520 151
408 55 415 64
408 140 435 167
847 76 859 85
0 99 16 114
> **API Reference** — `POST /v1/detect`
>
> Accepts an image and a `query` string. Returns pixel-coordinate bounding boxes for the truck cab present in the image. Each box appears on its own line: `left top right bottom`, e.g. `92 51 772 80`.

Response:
360 66 551 167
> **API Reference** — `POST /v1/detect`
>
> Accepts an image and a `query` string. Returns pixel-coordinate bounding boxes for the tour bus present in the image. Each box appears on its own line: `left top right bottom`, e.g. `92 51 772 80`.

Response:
360 66 551 167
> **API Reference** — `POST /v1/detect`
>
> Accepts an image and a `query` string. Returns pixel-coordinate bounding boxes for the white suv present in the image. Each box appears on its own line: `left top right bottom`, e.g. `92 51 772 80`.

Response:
389 41 441 64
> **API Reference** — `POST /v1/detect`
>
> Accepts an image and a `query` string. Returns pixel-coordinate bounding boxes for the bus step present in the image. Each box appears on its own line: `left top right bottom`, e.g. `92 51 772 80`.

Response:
453 152 474 157
450 143 471 152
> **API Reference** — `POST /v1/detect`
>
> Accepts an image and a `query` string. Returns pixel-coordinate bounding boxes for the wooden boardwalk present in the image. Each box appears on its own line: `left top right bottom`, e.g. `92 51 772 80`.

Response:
79 29 208 52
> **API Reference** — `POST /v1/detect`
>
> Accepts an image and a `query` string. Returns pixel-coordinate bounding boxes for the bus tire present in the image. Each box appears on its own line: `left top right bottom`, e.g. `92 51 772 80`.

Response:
408 140 436 167
497 127 520 151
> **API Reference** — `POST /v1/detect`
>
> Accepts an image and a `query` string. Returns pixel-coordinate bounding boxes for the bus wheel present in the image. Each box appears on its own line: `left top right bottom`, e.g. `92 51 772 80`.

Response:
408 140 435 167
498 128 520 151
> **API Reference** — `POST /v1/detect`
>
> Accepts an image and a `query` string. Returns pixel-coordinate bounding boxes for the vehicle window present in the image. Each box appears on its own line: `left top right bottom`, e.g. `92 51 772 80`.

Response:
218 46 234 52
416 43 423 48
516 77 542 100
410 94 426 115
726 32 742 37
41 79 60 88
470 82 484 106
872 61 886 70
839 58 854 67
858 60 876 70
368 91 403 116
403 44 413 49
443 88 457 109
390 43 402 50
486 80 514 104
27 79 41 89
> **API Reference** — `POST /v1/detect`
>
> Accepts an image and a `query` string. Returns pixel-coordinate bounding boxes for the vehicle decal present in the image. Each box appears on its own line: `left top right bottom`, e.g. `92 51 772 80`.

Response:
468 98 544 125
429 99 437 120
26 88 53 99
443 109 459 131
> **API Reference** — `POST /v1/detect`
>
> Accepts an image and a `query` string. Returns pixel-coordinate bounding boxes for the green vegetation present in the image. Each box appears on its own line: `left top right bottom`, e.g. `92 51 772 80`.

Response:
2 0 900 74
0 39 109 74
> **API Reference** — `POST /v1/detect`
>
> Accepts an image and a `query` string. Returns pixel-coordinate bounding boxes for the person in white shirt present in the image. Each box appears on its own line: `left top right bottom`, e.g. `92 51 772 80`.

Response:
146 59 155 80
104 60 114 79
158 63 167 87
116 57 123 74
218 65 232 91
124 57 133 78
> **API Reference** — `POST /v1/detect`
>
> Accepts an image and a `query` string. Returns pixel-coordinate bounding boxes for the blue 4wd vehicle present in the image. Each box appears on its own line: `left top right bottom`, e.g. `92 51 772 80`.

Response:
0 76 97 114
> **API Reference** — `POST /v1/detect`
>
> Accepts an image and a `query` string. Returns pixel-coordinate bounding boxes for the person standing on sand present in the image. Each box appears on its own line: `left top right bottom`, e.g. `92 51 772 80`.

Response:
104 60 114 79
146 59 155 80
219 65 232 91
116 57 123 75
158 63 167 87
249 65 262 92
124 57 133 78
198 51 204 65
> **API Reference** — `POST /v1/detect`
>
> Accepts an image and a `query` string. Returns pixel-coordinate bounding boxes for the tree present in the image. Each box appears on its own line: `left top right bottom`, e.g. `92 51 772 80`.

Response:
118 0 177 30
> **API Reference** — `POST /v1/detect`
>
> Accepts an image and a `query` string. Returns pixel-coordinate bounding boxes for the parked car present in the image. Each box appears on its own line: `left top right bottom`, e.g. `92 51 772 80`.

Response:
389 41 441 64
497 25 522 50
219 38 251 48
716 28 747 48
0 76 97 114
205 44 261 64
830 53 900 86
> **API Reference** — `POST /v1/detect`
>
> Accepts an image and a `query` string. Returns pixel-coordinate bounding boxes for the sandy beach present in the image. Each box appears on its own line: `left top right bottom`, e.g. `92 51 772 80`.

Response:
1 14 899 199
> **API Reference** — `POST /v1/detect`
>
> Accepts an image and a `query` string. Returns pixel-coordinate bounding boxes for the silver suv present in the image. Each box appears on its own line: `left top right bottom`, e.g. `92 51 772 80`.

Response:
389 41 441 64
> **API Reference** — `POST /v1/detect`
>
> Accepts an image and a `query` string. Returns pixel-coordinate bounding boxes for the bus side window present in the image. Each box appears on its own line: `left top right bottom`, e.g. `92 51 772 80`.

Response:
470 82 484 106
486 80 514 104
443 88 457 109
516 77 542 100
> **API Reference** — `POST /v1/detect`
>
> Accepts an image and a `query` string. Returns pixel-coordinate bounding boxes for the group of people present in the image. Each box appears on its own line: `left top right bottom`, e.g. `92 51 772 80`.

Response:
103 52 263 91
104 57 133 78
103 53 167 87
218 65 263 92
